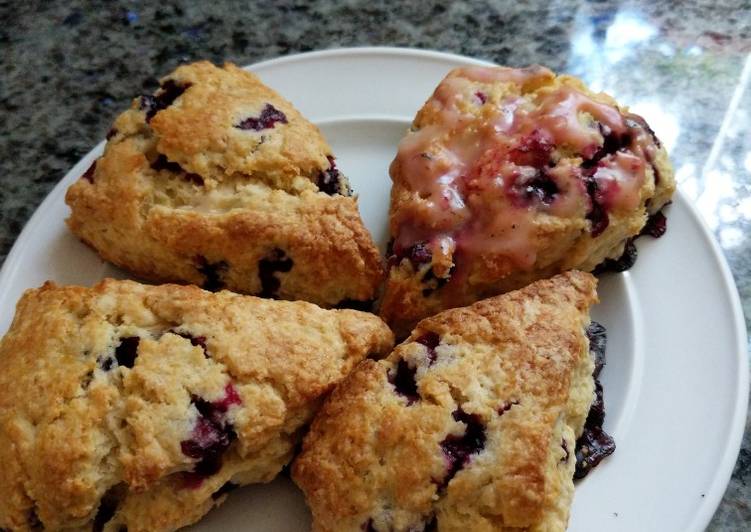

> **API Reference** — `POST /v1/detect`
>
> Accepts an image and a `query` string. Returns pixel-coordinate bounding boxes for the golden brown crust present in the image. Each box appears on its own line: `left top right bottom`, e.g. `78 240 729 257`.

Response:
0 279 393 531
294 271 598 531
65 61 383 308
381 66 675 337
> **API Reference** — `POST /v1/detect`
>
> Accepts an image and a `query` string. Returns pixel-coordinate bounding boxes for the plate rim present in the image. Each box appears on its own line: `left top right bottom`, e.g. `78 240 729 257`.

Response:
0 46 746 531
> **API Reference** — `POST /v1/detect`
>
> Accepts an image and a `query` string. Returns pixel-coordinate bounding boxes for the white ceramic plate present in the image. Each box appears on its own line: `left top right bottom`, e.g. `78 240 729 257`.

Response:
0 48 746 532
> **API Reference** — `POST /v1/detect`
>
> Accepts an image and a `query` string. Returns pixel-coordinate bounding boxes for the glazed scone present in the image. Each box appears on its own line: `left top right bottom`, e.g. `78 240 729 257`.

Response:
294 271 603 532
381 65 675 336
0 279 393 532
65 61 383 308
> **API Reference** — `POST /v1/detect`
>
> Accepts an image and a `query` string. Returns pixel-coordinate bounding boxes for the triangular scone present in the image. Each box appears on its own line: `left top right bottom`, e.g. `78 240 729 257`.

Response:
294 271 600 532
381 65 674 336
0 279 393 531
66 61 383 308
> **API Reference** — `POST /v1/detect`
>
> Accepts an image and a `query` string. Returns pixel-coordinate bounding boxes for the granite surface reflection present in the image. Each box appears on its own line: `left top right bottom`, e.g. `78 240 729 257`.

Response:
1 0 749 529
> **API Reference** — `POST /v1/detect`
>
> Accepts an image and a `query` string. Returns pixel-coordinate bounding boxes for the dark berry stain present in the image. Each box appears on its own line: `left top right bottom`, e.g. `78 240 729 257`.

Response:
561 438 570 463
587 380 606 427
624 113 661 148
574 426 616 479
114 337 140 369
258 248 293 298
580 123 639 236
415 331 440 364
82 160 97 182
582 125 632 170
317 155 350 196
180 384 242 483
509 129 554 168
439 408 486 487
211 481 239 500
593 239 637 274
235 103 288 131
586 321 607 378
498 399 519 415
640 210 668 238
584 176 609 237
574 321 615 479
390 241 432 270
98 355 115 372
510 170 559 207
196 256 228 292
474 91 487 104
388 359 419 405
140 79 191 122
593 207 669 274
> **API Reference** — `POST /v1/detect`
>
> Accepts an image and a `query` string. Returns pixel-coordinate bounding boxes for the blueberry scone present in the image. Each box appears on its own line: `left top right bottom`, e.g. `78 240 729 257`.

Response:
66 61 383 308
381 65 675 336
294 271 612 531
0 279 393 531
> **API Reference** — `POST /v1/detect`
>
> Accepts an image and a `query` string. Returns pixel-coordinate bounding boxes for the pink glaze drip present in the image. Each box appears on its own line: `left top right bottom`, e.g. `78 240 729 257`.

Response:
390 66 660 278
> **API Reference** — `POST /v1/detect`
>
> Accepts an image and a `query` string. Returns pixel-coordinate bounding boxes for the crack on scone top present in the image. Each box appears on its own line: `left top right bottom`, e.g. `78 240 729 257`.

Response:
257 248 293 299
150 154 204 186
92 483 126 532
140 79 192 122
195 256 229 292
170 329 209 358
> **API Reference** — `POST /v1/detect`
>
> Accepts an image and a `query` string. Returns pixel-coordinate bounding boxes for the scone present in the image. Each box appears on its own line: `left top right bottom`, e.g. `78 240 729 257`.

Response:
0 279 393 531
380 65 675 336
66 61 383 308
294 271 611 531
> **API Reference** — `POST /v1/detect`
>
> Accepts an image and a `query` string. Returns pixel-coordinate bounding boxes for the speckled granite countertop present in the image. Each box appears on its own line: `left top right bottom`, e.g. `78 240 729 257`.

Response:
1 0 749 529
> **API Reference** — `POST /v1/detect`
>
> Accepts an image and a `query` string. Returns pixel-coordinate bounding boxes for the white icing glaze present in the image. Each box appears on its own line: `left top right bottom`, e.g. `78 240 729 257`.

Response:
390 66 659 281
